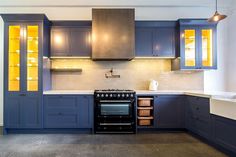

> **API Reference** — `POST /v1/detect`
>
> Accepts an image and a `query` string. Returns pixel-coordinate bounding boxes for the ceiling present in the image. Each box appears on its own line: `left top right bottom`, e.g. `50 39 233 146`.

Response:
0 0 234 8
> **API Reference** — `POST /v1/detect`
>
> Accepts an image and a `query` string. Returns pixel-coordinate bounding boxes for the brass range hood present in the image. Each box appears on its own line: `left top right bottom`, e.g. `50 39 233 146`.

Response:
92 9 135 60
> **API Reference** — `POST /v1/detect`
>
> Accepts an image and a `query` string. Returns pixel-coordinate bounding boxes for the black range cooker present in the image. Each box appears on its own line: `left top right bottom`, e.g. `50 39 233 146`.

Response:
94 89 136 133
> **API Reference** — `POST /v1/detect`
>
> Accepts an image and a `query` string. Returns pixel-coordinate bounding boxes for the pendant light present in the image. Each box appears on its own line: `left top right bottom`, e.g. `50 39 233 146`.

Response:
208 0 227 22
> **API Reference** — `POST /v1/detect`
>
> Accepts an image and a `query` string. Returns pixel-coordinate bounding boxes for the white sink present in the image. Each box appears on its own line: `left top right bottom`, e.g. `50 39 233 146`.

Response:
210 96 236 121
211 94 236 100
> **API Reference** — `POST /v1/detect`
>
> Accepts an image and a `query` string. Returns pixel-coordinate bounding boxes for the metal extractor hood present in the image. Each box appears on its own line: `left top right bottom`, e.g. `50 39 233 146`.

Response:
92 9 135 60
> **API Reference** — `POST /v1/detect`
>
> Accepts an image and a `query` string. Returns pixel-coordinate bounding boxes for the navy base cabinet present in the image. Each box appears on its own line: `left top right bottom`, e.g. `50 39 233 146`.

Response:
212 115 236 155
154 95 185 128
5 95 42 129
44 95 93 129
186 96 211 140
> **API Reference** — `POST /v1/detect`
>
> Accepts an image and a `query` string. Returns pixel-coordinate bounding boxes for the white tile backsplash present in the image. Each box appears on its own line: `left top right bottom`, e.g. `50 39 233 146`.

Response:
51 59 204 90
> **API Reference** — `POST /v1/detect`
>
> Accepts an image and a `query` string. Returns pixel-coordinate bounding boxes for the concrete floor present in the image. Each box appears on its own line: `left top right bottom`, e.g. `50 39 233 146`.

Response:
0 133 227 157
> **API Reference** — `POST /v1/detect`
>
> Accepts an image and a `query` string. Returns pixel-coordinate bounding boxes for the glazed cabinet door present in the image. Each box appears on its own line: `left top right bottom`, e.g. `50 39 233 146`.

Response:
180 27 199 69
199 27 217 69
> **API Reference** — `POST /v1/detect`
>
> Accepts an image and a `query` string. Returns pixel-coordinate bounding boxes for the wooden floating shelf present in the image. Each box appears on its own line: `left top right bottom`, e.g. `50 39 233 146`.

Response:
50 68 82 72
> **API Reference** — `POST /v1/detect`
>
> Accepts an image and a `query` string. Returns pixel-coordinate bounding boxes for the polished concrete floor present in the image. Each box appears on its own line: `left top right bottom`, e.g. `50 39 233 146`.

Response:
0 133 227 157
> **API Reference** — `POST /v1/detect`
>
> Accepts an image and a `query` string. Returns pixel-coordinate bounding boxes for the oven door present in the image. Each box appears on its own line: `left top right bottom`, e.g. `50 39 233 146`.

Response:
97 100 134 117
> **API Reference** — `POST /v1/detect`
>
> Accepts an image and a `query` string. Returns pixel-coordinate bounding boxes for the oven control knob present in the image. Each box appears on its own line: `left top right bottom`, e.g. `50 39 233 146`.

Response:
101 94 104 97
97 94 100 97
110 94 113 97
130 94 134 98
126 94 129 97
105 94 108 97
122 94 125 97
117 94 121 97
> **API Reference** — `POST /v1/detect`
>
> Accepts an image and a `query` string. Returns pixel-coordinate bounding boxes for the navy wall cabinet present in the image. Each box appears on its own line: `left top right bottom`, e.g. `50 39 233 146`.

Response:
51 28 70 56
51 25 91 57
2 14 50 130
212 115 236 155
172 19 217 70
135 22 176 58
154 95 185 128
44 95 93 129
186 96 211 140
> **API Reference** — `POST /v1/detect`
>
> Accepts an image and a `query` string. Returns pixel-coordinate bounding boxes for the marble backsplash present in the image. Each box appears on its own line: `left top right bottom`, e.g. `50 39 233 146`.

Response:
51 59 204 90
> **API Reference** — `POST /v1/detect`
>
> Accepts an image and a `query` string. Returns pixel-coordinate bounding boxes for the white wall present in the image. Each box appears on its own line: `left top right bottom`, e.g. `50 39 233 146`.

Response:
0 2 232 126
203 19 229 92
225 3 236 92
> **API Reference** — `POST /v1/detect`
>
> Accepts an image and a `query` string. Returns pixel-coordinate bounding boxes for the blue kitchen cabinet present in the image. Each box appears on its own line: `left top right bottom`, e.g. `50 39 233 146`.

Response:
78 95 94 128
21 96 42 128
51 27 70 56
44 95 93 129
154 95 185 128
153 27 175 57
51 25 92 57
186 96 211 140
4 97 21 128
4 95 42 129
212 115 236 155
135 28 153 56
44 95 79 128
70 27 91 56
172 19 217 70
1 14 50 130
135 21 176 57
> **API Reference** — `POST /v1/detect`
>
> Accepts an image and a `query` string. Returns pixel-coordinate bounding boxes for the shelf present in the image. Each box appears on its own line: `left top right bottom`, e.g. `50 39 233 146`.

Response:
137 107 153 110
138 97 153 100
138 116 154 120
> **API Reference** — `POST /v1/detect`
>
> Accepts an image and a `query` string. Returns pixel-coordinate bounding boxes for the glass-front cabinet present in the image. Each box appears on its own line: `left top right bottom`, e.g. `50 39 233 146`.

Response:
2 14 50 132
7 24 40 94
173 19 217 70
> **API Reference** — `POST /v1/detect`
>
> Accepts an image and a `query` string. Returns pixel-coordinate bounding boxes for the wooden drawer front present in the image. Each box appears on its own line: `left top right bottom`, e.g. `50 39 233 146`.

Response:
44 111 78 128
139 119 151 126
138 99 152 106
44 96 77 109
138 109 151 117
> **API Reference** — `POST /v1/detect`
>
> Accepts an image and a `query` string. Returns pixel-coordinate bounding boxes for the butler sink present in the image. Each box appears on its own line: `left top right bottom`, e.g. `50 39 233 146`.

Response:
210 95 236 121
